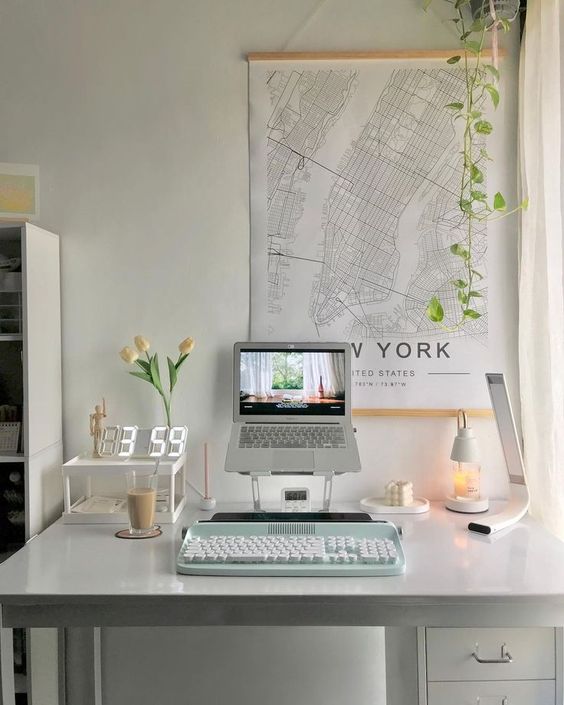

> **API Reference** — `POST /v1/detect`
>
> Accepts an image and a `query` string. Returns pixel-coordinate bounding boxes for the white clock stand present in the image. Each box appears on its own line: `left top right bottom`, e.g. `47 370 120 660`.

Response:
62 425 189 524
62 453 187 524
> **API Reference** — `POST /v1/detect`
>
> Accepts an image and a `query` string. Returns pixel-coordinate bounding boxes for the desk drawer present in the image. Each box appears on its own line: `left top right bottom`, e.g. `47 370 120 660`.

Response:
427 628 555 681
428 679 555 704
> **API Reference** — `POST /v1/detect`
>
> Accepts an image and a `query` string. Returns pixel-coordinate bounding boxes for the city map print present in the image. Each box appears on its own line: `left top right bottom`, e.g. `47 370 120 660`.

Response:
250 60 507 408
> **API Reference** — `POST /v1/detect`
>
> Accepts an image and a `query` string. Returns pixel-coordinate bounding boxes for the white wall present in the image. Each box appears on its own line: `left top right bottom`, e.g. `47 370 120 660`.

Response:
0 0 520 507
0 2 520 704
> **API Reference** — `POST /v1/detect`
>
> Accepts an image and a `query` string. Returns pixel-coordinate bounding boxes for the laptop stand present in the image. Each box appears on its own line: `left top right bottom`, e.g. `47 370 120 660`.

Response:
249 471 336 512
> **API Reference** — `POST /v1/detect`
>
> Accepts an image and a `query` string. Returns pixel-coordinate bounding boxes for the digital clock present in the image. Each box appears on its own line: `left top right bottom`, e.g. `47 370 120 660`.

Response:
281 487 311 512
98 425 188 459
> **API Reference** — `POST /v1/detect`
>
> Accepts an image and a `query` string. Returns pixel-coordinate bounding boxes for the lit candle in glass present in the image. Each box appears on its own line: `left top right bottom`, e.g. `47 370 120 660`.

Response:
453 461 481 499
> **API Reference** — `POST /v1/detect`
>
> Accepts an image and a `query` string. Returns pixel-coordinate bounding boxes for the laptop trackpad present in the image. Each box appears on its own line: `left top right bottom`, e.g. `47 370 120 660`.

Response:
272 450 314 471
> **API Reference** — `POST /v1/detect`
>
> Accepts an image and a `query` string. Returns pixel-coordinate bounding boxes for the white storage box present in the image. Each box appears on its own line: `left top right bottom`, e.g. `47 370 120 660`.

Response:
62 453 187 524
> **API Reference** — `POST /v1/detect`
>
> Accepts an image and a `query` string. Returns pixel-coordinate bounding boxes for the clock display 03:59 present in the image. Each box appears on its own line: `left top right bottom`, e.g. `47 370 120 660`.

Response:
99 425 187 458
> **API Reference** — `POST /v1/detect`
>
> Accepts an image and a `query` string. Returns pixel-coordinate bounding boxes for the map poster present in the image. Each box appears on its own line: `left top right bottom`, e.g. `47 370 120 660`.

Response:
249 58 514 409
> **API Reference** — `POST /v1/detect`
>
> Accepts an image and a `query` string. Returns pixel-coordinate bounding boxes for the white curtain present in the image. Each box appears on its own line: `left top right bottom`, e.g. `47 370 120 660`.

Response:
303 353 345 398
240 352 273 398
518 0 564 538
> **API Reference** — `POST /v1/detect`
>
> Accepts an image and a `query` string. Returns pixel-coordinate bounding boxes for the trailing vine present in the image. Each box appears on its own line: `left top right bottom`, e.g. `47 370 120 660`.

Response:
423 0 527 328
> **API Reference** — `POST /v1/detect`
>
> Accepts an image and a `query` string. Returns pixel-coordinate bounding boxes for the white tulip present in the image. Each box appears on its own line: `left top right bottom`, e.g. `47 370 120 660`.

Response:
178 337 195 355
119 346 139 364
134 335 150 353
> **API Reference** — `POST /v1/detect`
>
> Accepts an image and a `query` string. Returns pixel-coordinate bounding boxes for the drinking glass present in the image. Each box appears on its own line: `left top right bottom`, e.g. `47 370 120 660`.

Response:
126 471 158 536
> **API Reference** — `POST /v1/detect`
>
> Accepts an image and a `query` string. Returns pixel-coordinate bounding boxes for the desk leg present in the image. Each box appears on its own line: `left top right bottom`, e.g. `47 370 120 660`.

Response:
385 627 419 705
64 628 102 705
0 609 15 705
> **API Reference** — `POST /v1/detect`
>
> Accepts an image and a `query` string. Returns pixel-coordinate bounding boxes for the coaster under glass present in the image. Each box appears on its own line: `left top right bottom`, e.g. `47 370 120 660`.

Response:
115 526 162 540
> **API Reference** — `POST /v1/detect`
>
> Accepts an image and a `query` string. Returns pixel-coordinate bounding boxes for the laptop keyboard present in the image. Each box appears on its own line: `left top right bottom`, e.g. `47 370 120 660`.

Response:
238 424 347 449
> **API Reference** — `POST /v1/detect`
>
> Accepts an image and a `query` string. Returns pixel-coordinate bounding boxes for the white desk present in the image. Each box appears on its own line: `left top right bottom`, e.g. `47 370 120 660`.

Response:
1 502 564 702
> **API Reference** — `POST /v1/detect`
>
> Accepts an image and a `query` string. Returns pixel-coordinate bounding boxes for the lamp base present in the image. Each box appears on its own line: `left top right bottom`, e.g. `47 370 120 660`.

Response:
445 495 489 514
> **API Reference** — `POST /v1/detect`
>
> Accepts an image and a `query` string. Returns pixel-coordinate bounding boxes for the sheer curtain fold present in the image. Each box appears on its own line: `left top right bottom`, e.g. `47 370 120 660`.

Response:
519 0 564 538
303 353 345 398
240 352 273 398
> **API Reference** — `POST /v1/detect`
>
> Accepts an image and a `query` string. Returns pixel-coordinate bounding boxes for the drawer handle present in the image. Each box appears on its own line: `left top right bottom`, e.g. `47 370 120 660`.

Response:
472 642 513 664
476 699 508 704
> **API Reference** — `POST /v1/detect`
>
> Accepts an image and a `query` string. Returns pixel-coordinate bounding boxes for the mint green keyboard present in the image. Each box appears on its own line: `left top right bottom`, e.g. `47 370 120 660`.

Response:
176 521 405 576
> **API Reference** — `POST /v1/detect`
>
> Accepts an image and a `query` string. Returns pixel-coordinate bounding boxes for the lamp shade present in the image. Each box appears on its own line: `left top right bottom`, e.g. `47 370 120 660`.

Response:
450 427 480 463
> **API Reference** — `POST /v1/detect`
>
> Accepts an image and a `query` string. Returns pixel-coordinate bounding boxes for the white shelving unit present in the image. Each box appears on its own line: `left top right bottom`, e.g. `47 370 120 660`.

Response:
62 453 187 524
0 220 62 705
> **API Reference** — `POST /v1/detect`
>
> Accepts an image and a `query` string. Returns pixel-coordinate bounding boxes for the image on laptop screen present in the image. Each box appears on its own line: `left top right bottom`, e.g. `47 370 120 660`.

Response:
239 348 346 416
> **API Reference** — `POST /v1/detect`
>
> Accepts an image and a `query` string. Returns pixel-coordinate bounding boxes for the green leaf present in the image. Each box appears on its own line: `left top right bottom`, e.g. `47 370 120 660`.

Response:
479 147 493 161
474 120 493 135
135 359 151 373
446 102 464 110
484 64 500 81
471 190 487 202
471 269 484 280
426 296 444 323
469 18 486 32
451 243 470 259
458 291 469 304
500 18 511 32
468 290 483 298
469 110 482 119
422 0 433 9
470 163 484 184
175 353 189 371
520 197 530 210
464 40 482 55
485 84 500 108
167 356 178 392
452 279 467 288
464 309 482 319
493 191 506 211
150 353 164 395
460 199 473 213
447 55 461 64
129 371 152 384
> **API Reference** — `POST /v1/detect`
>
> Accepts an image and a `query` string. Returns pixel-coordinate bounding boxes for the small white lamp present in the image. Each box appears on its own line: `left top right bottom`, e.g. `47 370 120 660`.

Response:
445 409 489 513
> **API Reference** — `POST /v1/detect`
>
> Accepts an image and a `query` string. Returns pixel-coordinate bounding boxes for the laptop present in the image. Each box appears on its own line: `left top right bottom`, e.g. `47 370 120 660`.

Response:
224 342 361 474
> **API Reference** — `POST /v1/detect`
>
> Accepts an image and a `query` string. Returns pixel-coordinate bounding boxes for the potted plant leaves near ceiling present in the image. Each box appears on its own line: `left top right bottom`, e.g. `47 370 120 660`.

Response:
423 0 527 329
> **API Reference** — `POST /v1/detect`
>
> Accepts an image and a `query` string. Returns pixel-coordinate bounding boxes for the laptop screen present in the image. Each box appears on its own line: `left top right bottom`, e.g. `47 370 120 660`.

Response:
239 348 346 416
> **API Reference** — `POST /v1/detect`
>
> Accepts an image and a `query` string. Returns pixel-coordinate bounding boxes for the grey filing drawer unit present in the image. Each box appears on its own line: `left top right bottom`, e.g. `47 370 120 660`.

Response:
418 627 562 705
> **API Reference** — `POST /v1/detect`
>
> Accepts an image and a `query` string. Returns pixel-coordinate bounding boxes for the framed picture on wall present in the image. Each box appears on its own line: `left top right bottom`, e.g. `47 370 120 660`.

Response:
248 51 516 413
0 163 39 220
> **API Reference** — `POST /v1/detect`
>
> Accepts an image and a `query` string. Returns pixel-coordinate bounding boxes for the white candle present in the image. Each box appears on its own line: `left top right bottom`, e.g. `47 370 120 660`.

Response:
454 470 467 498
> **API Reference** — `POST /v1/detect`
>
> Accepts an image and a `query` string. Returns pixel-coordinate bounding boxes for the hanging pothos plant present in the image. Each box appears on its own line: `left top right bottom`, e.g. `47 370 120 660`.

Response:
423 0 527 329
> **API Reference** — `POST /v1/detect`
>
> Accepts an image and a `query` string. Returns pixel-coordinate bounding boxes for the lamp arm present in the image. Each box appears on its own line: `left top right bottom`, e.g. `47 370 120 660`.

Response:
468 483 530 535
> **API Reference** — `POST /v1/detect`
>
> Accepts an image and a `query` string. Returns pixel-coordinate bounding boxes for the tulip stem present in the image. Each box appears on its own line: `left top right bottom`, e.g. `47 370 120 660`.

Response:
162 395 172 428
